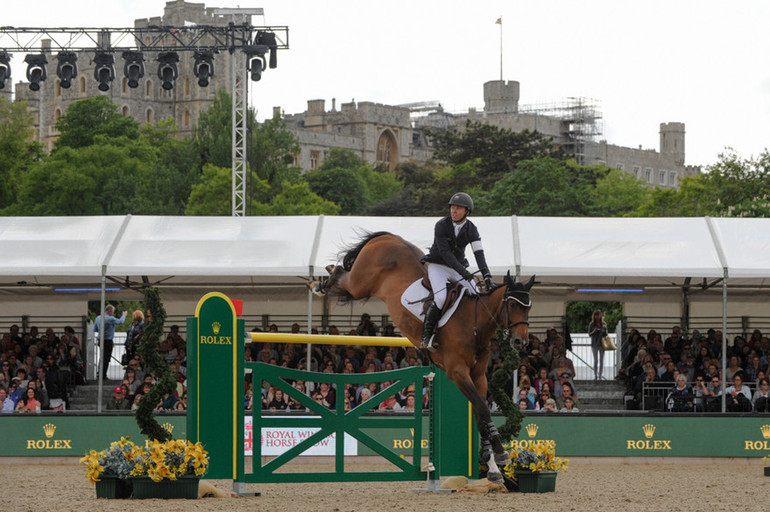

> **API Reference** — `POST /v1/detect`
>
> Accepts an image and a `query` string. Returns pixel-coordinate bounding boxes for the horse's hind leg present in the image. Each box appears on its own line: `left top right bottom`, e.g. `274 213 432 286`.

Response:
309 265 346 296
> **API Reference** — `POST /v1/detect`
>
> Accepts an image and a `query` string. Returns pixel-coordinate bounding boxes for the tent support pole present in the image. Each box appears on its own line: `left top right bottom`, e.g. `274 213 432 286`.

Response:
97 267 106 413
721 268 728 413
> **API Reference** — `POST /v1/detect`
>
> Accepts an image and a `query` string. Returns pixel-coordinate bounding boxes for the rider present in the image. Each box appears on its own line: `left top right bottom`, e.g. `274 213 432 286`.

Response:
420 192 494 350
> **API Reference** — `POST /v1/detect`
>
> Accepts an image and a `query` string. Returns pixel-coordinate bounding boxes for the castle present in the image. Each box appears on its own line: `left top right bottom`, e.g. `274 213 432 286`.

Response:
11 1 699 188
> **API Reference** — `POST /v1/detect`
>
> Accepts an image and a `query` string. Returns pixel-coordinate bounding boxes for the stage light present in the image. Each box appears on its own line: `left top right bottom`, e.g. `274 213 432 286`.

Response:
56 51 78 89
255 31 278 69
122 51 144 88
0 51 11 89
249 56 263 82
157 52 179 90
93 52 115 92
193 50 214 87
24 54 48 91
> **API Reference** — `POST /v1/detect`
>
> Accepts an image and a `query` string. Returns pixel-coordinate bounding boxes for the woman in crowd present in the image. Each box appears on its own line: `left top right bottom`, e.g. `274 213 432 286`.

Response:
752 378 770 412
15 387 41 413
124 310 145 364
588 309 608 380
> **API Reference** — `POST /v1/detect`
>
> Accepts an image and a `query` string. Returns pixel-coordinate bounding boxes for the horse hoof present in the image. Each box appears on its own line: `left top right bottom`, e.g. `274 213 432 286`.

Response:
495 451 510 466
486 471 504 484
308 281 326 297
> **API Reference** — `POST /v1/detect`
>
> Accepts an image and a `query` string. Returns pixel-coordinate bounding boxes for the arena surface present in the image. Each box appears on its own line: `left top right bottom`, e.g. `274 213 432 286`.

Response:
3 459 767 512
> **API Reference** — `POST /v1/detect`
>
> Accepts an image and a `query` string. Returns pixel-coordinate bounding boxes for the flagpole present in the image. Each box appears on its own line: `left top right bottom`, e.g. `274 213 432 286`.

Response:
496 16 503 80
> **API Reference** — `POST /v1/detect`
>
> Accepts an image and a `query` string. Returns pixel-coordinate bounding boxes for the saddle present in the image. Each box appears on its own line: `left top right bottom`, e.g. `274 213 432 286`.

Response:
420 277 465 317
400 277 470 328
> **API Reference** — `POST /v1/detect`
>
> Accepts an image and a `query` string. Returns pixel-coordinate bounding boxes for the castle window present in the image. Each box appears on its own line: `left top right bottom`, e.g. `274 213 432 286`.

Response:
376 130 398 171
633 165 641 178
146 108 154 124
616 163 624 170
310 150 321 169
659 170 666 184
122 78 128 95
669 171 677 186
184 77 191 97
183 109 191 128
122 106 129 117
54 108 61 124
79 77 86 94
644 168 653 183
55 80 61 98
145 80 153 99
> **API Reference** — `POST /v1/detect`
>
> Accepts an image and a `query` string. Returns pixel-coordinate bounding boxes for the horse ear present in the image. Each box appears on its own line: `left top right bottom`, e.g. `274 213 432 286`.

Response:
525 275 536 291
505 270 512 286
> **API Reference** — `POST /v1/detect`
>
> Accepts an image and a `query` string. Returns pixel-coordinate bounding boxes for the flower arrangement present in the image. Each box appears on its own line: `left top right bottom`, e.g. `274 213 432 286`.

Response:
79 436 143 485
503 442 569 479
130 439 209 482
80 437 209 485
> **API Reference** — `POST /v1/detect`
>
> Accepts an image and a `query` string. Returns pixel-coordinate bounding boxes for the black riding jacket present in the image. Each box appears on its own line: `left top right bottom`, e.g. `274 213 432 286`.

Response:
422 216 491 278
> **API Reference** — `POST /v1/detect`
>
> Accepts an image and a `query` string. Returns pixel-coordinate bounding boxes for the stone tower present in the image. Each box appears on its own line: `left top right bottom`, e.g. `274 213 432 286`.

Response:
659 122 686 166
483 80 520 114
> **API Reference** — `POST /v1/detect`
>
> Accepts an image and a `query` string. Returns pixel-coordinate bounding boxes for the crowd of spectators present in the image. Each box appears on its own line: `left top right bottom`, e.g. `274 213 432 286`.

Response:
617 326 770 412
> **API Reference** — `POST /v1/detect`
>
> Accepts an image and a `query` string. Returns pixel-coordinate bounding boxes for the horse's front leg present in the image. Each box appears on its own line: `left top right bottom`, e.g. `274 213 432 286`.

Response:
447 366 507 483
471 356 510 471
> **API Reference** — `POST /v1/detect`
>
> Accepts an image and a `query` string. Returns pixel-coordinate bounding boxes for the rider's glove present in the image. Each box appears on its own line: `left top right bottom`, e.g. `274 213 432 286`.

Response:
461 270 474 282
484 276 494 291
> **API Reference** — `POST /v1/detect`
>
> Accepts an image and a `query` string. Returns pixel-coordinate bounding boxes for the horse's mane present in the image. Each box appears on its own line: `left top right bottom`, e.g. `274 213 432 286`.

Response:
340 231 392 271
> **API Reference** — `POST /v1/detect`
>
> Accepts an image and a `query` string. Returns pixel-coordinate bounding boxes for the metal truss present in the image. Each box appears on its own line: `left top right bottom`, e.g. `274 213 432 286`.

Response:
0 25 288 53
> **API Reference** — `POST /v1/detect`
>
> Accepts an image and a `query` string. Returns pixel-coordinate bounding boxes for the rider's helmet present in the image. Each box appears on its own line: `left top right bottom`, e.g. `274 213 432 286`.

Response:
448 192 473 213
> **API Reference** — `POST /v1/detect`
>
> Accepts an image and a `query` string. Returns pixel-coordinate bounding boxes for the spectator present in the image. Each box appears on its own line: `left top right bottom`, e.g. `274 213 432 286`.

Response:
165 325 185 348
556 381 580 410
7 379 22 407
518 398 529 411
560 396 579 412
267 388 288 410
725 356 744 383
356 313 378 336
541 398 558 412
636 363 659 410
752 378 770 412
394 393 416 412
588 309 608 380
692 375 708 411
725 373 752 412
317 382 336 409
27 379 48 410
63 326 81 350
704 374 723 412
106 386 131 410
0 387 14 413
667 374 694 412
549 348 575 380
94 305 127 380
745 355 763 383
518 388 536 410
124 310 145 364
126 356 145 382
15 387 41 413
553 372 573 399
537 390 554 410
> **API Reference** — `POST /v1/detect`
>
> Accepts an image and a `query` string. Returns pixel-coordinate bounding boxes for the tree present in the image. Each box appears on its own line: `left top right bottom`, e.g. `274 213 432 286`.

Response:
252 181 340 215
54 95 139 150
186 164 268 216
0 99 42 210
475 157 593 216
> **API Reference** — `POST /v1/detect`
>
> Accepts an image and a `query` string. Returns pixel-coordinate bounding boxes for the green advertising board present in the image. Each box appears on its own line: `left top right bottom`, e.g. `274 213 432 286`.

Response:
186 292 244 479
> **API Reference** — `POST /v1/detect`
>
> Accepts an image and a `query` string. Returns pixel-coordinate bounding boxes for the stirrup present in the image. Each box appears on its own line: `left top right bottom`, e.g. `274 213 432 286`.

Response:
420 333 437 352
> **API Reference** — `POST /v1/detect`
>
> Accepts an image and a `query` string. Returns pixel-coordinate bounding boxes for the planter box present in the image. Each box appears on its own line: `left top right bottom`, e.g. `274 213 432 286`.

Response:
764 467 770 477
95 477 133 499
130 476 199 499
515 469 557 493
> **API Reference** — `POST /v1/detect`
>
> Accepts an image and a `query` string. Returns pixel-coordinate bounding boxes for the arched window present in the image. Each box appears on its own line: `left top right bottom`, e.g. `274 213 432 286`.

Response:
182 109 191 128
79 76 87 94
376 130 398 171
122 77 128 95
146 108 154 124
184 77 191 97
55 80 61 98
145 79 153 99
122 106 129 117
54 108 62 124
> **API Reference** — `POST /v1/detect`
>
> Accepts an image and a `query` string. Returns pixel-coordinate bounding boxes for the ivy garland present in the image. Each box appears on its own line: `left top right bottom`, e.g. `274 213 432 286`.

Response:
488 326 524 442
134 287 175 442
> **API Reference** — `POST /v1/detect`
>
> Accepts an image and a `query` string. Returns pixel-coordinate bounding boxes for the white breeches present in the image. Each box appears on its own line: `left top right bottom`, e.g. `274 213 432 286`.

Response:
427 263 478 309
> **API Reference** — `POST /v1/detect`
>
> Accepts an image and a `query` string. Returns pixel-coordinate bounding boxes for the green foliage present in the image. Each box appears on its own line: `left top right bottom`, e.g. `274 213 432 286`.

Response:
252 181 341 215
0 99 42 210
565 301 623 335
488 328 524 441
632 149 770 218
185 164 268 216
54 96 139 150
193 88 232 168
593 167 650 216
135 287 173 443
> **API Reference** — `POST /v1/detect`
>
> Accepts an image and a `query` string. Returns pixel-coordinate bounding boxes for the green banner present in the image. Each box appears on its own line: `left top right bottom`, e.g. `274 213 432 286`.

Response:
0 415 186 456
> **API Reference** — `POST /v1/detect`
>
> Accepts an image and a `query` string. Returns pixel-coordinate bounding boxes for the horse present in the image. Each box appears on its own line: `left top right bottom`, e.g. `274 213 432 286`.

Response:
310 231 534 482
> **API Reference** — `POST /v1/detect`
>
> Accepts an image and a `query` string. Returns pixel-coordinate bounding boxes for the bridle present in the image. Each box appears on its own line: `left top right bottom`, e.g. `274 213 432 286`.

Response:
503 290 531 331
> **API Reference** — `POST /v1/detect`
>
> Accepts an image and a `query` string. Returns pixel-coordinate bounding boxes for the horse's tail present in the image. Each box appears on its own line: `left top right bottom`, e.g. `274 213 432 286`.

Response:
340 231 391 271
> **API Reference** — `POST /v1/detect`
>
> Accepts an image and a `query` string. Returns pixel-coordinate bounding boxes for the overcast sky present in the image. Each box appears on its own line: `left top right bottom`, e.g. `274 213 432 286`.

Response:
4 0 769 167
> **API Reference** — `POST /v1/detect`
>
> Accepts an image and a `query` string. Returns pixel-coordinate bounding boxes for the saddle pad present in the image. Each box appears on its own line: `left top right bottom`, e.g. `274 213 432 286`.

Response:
400 278 467 328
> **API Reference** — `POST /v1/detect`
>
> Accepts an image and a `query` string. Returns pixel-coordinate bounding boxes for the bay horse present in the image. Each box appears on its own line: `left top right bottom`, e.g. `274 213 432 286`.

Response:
311 231 534 482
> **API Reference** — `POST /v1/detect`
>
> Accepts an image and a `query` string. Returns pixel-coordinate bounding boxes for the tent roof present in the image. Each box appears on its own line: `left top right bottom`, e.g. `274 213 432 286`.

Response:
0 215 767 290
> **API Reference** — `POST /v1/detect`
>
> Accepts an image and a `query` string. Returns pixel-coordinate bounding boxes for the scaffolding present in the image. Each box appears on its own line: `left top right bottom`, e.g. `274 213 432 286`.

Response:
519 97 603 164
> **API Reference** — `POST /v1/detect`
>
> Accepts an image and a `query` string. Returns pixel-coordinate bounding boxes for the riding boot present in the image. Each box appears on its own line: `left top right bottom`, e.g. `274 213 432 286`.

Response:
420 302 442 351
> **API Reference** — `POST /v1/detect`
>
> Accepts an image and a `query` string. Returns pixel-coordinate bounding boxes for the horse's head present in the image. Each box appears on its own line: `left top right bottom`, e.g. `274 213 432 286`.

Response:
502 272 535 348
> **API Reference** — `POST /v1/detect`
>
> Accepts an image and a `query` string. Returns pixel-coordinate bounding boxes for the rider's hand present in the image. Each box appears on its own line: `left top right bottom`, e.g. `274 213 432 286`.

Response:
461 270 474 282
484 276 494 291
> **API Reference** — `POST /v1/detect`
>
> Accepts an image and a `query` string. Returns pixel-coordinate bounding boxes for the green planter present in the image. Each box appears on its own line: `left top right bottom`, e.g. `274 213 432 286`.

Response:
95 477 133 499
514 469 558 493
130 476 199 499
764 467 770 477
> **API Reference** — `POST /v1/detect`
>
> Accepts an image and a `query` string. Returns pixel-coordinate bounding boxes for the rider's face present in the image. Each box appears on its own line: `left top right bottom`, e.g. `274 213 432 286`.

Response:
450 205 468 222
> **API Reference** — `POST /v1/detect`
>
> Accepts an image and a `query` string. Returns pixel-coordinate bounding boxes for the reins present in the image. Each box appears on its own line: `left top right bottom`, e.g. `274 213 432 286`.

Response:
474 286 530 342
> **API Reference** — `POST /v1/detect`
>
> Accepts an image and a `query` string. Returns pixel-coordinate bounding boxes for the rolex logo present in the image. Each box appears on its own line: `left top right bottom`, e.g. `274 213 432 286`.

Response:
162 422 174 434
212 322 221 335
761 425 770 440
642 424 656 439
43 423 56 438
525 423 539 438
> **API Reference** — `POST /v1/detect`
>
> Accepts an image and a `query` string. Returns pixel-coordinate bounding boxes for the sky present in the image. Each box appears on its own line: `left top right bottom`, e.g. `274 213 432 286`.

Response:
3 0 769 167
